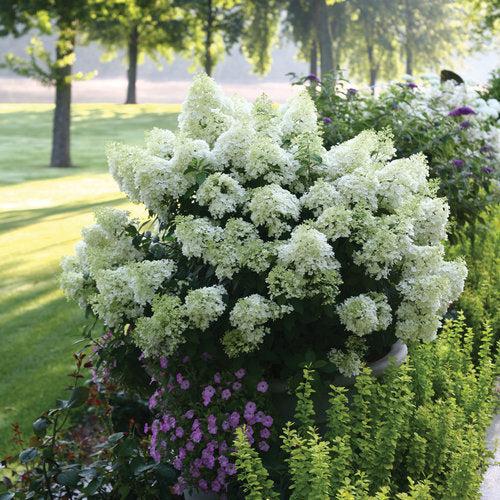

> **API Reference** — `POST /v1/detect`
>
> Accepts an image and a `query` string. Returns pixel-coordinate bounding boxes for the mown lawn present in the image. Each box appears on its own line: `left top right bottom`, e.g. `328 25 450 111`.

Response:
0 103 179 455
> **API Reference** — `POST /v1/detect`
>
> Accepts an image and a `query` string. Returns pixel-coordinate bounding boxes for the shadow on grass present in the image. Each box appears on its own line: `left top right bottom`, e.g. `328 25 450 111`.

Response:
0 196 125 233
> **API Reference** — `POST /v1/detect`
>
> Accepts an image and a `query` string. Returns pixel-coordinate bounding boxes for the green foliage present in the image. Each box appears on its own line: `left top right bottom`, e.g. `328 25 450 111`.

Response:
233 426 278 500
1 354 177 499
234 316 497 499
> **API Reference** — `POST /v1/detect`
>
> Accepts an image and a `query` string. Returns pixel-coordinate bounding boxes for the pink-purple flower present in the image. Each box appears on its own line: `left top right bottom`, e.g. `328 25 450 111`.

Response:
256 381 268 393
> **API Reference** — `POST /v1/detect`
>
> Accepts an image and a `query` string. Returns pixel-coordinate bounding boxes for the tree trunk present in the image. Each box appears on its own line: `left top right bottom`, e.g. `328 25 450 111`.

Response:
367 44 377 93
405 0 414 75
309 40 318 77
313 0 333 78
330 2 346 73
125 25 139 104
204 0 214 76
50 29 74 168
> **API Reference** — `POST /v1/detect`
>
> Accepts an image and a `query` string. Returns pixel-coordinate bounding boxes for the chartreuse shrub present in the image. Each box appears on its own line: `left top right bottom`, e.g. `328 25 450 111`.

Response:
234 314 497 499
299 73 499 241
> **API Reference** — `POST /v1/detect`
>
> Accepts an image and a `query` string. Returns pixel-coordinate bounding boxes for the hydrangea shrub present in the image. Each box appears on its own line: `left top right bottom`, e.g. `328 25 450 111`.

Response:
61 74 467 379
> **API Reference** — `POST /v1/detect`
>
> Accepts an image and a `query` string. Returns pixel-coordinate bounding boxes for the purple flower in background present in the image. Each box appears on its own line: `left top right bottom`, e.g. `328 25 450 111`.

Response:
176 373 184 384
482 166 494 174
448 106 476 117
306 73 320 83
221 388 231 400
198 479 209 491
184 409 194 419
214 372 222 384
232 381 242 391
347 87 357 96
182 355 190 364
173 457 183 470
258 441 270 452
222 419 230 431
459 120 472 129
175 427 185 438
219 455 229 468
323 117 332 124
219 441 228 454
256 381 269 393
185 440 194 451
180 379 190 390
144 423 149 434
235 368 246 379
452 159 465 168
406 82 418 89
159 356 168 369
226 463 237 476
480 145 492 154
207 414 218 434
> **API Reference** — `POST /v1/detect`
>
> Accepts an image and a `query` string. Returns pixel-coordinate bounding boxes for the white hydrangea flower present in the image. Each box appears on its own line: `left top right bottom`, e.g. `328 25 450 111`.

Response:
376 154 429 211
328 348 363 377
178 73 234 146
164 137 213 198
211 120 255 175
335 170 380 211
80 208 143 275
337 293 391 336
184 285 226 331
196 173 245 218
248 184 300 237
280 91 319 140
91 259 175 328
60 255 94 308
245 135 298 186
134 295 187 357
411 197 450 245
174 216 223 259
300 179 342 216
252 93 281 139
314 205 353 241
145 127 176 159
278 225 339 275
324 130 395 179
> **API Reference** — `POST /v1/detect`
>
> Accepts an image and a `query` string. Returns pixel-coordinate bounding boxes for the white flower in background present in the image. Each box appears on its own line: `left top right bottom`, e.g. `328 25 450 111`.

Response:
196 173 245 218
184 285 226 331
248 184 300 237
337 293 391 336
411 197 449 245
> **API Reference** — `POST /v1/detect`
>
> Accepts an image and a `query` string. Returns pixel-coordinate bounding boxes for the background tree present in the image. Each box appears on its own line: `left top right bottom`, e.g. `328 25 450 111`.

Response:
88 0 189 105
240 0 281 75
398 0 470 76
176 0 244 76
1 1 100 168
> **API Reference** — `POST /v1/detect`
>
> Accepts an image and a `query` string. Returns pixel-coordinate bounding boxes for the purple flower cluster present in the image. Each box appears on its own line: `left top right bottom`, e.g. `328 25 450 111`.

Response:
144 361 273 495
448 106 476 117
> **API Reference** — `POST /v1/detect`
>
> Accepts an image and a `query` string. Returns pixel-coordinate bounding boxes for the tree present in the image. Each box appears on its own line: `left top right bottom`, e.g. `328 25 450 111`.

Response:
176 0 243 76
87 0 189 105
398 0 470 76
345 0 400 89
1 1 100 168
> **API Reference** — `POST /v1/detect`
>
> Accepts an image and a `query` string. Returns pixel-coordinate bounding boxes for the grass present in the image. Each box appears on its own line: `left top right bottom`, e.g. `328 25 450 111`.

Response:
0 103 179 455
